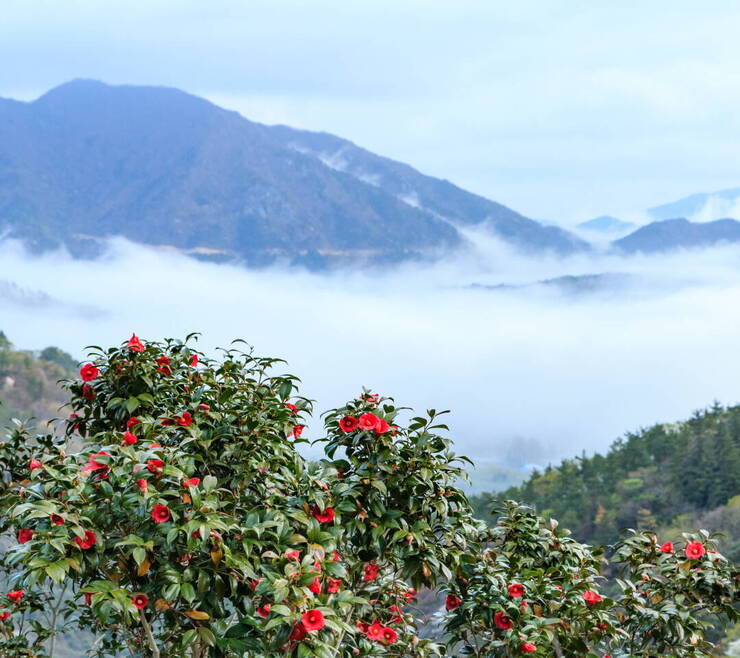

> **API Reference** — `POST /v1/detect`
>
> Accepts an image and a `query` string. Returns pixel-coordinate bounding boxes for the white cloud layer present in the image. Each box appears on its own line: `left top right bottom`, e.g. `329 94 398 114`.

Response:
2 238 740 469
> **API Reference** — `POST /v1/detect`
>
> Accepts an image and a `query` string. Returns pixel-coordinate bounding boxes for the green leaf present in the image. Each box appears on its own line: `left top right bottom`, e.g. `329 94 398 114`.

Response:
132 547 147 567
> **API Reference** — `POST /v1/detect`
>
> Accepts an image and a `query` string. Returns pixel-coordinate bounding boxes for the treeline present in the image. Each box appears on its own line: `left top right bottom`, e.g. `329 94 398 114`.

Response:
471 403 740 560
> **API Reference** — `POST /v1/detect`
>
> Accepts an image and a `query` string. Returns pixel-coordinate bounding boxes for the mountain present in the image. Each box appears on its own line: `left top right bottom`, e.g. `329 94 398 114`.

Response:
649 187 740 222
613 217 740 253
0 80 589 267
577 215 635 233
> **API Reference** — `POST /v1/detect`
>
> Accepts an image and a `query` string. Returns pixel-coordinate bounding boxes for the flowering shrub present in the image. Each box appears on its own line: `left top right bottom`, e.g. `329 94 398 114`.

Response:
443 502 614 656
611 529 738 656
0 334 737 657
443 503 738 656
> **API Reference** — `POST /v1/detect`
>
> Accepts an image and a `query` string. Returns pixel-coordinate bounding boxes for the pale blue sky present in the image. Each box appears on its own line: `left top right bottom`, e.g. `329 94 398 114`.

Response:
3 0 740 222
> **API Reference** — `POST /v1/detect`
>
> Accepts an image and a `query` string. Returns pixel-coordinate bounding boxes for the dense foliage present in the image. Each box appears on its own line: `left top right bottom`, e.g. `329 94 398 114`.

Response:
0 335 737 657
472 404 740 559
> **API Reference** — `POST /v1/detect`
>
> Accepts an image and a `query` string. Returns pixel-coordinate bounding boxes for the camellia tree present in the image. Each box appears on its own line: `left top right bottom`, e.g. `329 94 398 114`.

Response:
0 334 737 657
0 335 477 657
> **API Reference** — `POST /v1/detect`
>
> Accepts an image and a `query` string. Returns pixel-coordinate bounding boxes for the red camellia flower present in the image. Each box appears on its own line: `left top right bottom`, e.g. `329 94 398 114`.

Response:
338 416 359 432
375 418 391 434
176 412 193 427
381 627 398 644
521 642 537 653
29 458 42 471
82 384 96 400
389 605 403 623
363 563 380 581
326 578 342 593
126 417 141 430
151 504 171 523
366 621 384 641
358 413 380 431
286 550 300 561
146 459 164 474
50 514 65 526
404 588 417 602
256 603 271 618
82 451 110 474
132 593 149 610
122 431 138 446
494 611 513 630
84 593 93 606
289 622 307 642
301 609 325 632
128 334 145 352
445 595 462 610
18 529 33 544
508 583 525 598
136 478 148 492
308 577 322 594
75 530 97 550
0 611 10 621
583 590 603 607
80 363 99 381
189 354 199 367
183 477 200 488
285 402 298 414
332 550 340 562
291 425 304 438
312 506 335 524
659 541 674 553
685 541 706 560
7 590 23 604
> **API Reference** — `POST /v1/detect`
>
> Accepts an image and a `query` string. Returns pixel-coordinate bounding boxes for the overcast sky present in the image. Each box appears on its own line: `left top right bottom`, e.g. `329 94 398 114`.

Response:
3 0 740 222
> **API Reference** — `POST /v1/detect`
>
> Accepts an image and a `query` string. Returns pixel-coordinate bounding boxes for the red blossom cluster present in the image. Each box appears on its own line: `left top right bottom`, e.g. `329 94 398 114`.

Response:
339 412 391 434
356 620 398 645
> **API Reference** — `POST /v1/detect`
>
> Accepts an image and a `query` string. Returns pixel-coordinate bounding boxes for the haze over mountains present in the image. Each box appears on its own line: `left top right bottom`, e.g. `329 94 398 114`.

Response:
0 80 589 267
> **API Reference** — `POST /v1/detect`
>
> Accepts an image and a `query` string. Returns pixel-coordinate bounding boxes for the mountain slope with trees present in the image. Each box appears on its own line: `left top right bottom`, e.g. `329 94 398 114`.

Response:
472 403 740 562
0 331 75 428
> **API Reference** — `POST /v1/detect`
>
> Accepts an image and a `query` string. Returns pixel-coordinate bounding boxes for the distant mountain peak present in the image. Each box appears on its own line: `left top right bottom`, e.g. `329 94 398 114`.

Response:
577 215 635 234
648 187 740 222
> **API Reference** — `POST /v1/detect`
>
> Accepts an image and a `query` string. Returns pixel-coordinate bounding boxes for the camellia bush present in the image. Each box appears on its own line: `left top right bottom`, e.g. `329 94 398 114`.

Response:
0 334 737 657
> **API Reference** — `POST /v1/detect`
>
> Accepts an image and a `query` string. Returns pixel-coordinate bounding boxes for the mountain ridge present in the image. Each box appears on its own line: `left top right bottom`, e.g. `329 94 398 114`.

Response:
0 79 589 267
613 217 740 253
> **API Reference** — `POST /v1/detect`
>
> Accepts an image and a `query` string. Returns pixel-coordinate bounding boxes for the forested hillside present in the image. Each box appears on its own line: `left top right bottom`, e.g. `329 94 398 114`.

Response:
472 403 740 561
0 330 75 428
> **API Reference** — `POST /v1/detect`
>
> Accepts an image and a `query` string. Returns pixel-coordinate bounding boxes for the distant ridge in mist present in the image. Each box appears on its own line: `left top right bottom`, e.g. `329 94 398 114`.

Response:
613 217 740 253
648 187 740 222
0 80 588 268
577 215 635 234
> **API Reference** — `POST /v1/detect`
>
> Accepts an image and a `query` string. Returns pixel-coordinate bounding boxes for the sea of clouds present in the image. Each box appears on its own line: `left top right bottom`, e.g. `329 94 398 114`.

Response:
1 234 740 472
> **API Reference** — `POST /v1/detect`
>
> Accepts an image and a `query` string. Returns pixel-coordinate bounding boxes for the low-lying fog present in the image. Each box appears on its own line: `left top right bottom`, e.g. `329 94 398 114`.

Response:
2 233 740 472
